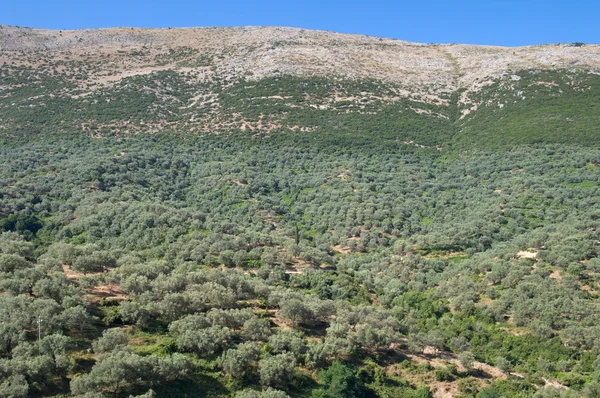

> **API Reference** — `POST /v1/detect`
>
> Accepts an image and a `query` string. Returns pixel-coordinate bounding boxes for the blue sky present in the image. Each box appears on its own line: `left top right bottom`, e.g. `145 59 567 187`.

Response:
2 0 598 46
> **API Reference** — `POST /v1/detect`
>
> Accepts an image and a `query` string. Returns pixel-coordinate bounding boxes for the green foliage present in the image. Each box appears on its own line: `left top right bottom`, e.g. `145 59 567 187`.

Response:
92 328 129 353
1 63 600 397
258 353 297 388
0 213 44 242
477 378 536 398
235 387 290 398
218 342 261 380
0 374 29 398
458 351 475 373
455 70 600 149
311 361 365 398
70 347 194 396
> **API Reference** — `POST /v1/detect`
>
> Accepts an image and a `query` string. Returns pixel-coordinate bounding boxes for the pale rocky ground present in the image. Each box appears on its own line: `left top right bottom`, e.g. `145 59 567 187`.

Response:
1 24 599 103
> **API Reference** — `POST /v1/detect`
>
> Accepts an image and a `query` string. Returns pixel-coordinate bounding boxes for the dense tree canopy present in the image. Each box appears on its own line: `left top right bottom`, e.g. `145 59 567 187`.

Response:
0 96 599 396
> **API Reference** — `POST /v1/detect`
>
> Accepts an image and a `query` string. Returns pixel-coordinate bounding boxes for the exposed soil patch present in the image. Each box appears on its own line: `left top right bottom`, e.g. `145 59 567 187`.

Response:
333 245 352 254
61 264 126 303
516 249 538 259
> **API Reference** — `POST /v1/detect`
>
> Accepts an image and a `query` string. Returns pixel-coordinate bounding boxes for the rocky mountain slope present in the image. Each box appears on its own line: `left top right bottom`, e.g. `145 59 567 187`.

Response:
1 25 599 147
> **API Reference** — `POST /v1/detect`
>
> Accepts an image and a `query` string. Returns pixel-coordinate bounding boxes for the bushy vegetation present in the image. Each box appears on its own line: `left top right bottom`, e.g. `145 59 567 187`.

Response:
455 70 600 149
3 62 598 150
0 127 599 397
1 48 600 396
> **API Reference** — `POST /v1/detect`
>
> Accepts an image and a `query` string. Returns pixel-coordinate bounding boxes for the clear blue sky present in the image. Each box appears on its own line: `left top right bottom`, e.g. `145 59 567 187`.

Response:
2 0 598 46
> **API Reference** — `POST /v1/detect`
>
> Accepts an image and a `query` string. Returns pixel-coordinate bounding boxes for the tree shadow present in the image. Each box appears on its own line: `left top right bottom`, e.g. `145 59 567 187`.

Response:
150 374 230 397
287 369 319 398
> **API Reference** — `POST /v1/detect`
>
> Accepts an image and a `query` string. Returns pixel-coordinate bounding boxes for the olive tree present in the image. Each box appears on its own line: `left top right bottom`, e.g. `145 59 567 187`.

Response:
259 353 297 388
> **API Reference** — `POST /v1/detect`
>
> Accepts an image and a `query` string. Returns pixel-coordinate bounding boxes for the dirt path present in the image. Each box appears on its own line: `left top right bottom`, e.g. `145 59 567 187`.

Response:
62 264 127 303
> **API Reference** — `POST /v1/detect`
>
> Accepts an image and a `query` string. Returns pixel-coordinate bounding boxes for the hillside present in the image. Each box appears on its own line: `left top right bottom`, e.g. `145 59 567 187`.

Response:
1 25 599 148
1 26 600 398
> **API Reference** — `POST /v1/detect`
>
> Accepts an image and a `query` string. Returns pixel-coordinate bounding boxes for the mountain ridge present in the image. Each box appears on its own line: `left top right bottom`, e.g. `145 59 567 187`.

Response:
1 25 599 148
2 25 599 89
2 24 598 49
